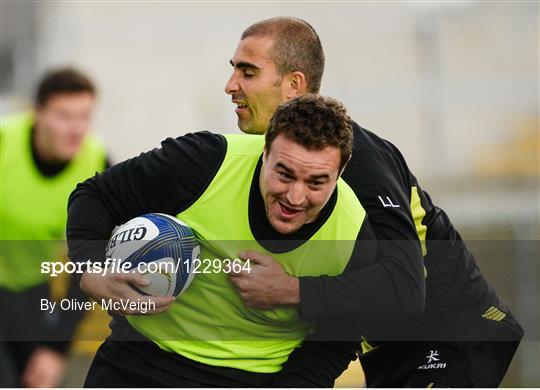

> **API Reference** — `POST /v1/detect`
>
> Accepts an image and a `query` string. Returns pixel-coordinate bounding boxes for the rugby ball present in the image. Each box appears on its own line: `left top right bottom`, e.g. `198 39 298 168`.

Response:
105 213 199 298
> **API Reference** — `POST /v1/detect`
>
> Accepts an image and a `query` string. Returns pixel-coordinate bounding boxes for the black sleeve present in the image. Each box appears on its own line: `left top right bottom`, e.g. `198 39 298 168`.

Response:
66 131 226 265
299 124 426 323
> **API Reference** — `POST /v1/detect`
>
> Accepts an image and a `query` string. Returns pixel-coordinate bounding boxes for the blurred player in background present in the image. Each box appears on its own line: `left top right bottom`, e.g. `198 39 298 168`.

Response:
0 68 108 387
224 17 523 387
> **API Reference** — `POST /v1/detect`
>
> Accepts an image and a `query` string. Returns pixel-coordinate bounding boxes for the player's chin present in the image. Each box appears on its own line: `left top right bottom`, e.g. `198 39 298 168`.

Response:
57 148 79 161
238 120 263 135
268 215 303 235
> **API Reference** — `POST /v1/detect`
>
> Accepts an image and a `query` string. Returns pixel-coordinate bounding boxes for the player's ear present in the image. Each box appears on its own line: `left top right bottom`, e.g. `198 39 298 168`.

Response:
285 71 307 99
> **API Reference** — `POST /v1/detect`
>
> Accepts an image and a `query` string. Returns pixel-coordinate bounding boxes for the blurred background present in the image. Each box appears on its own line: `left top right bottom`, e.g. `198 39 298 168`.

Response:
1 1 538 387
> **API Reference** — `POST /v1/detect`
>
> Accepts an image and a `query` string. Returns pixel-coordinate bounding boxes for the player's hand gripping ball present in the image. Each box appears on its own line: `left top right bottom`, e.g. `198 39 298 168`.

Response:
105 213 199 298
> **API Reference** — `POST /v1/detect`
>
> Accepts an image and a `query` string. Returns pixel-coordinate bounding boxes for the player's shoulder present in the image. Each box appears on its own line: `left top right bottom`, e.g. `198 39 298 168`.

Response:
351 121 409 167
351 121 402 157
142 131 228 173
171 130 226 143
165 130 227 155
346 121 413 186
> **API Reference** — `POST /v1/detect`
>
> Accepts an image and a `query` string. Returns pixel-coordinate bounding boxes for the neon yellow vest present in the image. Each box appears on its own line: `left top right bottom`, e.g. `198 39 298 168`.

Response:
127 134 367 373
0 111 106 291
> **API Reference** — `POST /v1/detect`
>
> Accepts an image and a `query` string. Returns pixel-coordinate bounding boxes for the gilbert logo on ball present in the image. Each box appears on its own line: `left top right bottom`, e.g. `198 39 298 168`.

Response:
106 213 199 298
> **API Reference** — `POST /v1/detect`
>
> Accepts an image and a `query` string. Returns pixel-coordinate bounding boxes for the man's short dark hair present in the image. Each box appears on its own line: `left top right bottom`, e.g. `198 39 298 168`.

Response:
265 94 352 171
241 17 324 93
35 67 96 107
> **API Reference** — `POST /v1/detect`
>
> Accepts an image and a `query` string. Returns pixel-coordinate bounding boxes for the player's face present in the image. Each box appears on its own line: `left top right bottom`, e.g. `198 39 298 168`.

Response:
225 36 290 134
35 92 95 162
260 134 341 235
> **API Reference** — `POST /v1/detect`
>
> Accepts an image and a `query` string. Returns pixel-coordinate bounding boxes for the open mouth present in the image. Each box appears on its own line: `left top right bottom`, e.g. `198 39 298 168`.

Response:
279 202 302 218
235 102 248 113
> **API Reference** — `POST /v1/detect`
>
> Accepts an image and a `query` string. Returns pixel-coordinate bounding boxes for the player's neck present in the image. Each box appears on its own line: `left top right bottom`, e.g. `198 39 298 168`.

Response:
33 124 63 164
31 125 70 177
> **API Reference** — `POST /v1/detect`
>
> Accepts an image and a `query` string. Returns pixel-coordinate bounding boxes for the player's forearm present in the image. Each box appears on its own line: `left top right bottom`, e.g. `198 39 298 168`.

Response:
67 189 115 266
279 274 300 306
299 256 425 322
296 228 425 323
